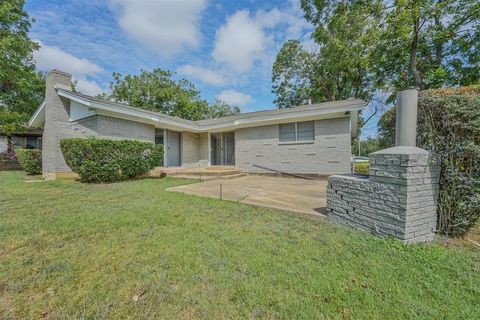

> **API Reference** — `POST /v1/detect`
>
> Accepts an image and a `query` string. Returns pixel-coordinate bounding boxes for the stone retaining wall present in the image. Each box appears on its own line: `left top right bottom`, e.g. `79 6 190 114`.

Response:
327 146 440 243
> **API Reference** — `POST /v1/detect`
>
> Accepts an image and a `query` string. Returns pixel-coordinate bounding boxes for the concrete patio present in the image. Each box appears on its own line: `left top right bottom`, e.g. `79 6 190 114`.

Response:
167 175 328 216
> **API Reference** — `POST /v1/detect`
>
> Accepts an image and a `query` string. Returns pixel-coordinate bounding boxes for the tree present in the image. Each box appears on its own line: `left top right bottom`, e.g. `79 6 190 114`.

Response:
352 136 383 157
0 0 45 134
104 69 239 121
274 0 479 106
272 1 383 108
377 107 396 149
374 0 480 96
207 100 240 118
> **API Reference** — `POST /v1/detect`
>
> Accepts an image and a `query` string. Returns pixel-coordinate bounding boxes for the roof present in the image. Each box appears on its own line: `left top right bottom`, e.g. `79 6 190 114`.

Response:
29 88 366 132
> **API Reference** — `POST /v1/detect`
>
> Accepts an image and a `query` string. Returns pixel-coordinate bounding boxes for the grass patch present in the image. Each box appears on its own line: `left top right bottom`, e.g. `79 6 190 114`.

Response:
1 171 479 319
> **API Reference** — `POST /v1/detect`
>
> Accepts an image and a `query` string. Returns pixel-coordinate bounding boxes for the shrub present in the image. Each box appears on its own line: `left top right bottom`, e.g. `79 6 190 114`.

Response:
60 138 163 183
16 149 42 175
416 87 480 236
353 162 369 175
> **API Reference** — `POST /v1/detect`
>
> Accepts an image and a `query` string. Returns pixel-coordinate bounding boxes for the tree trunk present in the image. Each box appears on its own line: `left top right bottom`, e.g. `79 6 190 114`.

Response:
410 17 423 89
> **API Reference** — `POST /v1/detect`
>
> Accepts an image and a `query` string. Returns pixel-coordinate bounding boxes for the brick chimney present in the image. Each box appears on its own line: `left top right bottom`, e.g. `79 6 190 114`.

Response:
42 70 73 179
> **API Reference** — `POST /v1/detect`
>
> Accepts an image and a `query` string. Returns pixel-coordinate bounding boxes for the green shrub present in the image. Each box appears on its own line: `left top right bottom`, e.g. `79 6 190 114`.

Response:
416 87 480 236
353 162 369 175
15 149 42 175
60 138 163 183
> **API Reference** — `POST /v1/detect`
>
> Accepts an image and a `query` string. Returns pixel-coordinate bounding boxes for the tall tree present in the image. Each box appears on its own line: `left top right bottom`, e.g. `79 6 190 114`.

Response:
0 0 45 133
374 0 480 95
273 0 383 108
104 69 239 121
274 0 479 107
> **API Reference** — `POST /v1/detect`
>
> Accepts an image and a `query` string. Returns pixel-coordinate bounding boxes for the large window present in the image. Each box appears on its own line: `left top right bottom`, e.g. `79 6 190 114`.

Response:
279 121 314 142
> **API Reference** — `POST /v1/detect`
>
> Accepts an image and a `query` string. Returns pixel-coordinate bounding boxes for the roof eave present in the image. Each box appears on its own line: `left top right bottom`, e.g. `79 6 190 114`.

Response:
28 100 46 128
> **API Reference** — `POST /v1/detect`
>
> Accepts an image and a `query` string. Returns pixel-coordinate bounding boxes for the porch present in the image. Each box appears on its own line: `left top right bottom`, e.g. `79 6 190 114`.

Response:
149 165 243 180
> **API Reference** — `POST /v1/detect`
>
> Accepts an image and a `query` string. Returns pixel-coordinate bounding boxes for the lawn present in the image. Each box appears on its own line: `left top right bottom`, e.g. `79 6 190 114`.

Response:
1 171 479 319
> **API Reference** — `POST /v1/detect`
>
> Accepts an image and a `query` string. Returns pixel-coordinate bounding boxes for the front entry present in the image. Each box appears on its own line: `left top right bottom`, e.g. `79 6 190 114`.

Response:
167 130 181 167
210 132 235 166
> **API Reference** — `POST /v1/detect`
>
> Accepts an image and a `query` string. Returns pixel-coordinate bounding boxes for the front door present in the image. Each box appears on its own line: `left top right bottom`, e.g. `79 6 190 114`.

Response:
167 130 181 167
210 132 235 166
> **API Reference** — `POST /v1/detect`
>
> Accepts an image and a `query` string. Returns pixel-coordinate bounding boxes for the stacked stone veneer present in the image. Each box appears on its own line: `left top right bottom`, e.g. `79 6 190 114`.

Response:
327 146 440 243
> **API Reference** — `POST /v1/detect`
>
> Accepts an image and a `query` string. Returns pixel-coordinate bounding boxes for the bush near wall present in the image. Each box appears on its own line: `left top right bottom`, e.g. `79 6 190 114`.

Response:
353 162 369 175
15 149 42 175
417 86 480 236
60 138 163 183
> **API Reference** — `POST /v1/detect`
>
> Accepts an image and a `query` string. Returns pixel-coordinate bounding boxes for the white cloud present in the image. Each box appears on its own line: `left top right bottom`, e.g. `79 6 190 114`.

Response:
212 4 311 74
213 10 267 73
216 89 252 107
109 0 207 56
33 41 104 96
177 64 225 86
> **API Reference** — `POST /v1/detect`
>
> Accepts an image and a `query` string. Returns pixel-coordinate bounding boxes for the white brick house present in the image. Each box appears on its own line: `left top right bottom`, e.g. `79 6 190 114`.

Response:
29 70 366 179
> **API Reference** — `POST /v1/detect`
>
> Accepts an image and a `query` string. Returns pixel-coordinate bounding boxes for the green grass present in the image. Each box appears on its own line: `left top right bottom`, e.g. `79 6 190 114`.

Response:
1 171 479 319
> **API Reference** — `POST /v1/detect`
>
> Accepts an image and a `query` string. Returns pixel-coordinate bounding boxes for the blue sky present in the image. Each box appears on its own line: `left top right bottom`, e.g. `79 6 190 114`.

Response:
26 0 382 137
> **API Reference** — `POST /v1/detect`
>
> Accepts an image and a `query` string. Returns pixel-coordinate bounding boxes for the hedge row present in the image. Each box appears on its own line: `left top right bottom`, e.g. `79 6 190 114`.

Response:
16 149 42 175
60 138 163 183
416 87 480 236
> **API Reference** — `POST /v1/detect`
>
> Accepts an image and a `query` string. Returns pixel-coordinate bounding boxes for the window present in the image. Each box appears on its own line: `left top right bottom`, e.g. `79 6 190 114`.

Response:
155 129 164 145
279 121 314 142
26 137 39 149
279 123 296 142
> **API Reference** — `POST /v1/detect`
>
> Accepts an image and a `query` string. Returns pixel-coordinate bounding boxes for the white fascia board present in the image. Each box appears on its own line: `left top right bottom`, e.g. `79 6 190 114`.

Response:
58 90 365 133
58 90 198 132
28 100 46 127
197 104 365 132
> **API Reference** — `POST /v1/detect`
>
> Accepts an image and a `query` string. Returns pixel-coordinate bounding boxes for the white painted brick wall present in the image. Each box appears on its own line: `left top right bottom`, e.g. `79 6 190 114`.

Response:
235 117 351 174
327 147 440 243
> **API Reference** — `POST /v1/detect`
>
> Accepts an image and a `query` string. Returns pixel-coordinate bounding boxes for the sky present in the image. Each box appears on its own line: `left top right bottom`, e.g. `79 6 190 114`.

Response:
25 0 382 137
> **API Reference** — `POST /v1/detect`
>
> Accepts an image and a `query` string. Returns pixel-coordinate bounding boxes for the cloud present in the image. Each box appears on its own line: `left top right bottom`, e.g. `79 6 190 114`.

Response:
109 0 207 56
177 65 225 86
216 89 252 107
213 10 266 73
33 41 104 96
212 4 311 74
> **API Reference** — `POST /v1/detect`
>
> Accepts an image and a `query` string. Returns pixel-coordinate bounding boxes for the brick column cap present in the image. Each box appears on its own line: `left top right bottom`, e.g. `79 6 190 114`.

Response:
371 146 428 156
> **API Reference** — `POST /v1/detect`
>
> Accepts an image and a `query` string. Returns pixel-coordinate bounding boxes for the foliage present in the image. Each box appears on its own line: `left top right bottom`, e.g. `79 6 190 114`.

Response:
15 148 41 174
60 138 163 183
353 161 370 175
352 136 382 157
207 99 241 118
103 69 239 121
275 0 480 108
273 0 383 107
0 110 29 135
374 0 480 95
1 171 480 318
377 106 396 149
0 0 45 131
416 86 480 236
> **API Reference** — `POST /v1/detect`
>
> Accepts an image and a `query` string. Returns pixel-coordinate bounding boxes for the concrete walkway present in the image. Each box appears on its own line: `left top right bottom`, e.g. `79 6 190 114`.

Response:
167 175 328 216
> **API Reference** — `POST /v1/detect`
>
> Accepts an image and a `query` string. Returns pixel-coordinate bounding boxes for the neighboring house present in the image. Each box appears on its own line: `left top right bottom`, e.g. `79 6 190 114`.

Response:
0 128 43 171
29 70 366 179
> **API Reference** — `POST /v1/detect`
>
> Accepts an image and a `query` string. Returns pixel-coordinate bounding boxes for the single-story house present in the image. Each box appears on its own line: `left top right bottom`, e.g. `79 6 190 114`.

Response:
29 70 366 179
0 128 43 171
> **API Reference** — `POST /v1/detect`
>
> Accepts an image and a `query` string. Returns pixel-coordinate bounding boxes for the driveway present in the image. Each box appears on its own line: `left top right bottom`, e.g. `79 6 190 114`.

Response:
167 175 328 216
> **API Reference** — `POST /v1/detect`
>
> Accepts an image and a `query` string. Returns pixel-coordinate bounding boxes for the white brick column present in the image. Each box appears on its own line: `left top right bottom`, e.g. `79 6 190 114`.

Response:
327 146 440 243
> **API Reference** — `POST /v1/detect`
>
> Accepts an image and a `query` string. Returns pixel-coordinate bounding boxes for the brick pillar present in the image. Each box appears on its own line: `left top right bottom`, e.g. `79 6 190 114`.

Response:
369 146 440 243
327 146 440 243
42 70 73 179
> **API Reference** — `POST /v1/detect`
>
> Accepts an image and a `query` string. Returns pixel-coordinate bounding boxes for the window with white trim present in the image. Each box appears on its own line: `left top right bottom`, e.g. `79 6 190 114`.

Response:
279 121 314 142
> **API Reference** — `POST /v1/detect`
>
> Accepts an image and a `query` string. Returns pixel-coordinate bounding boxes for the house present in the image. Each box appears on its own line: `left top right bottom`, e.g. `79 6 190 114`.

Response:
0 128 43 171
29 70 366 179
